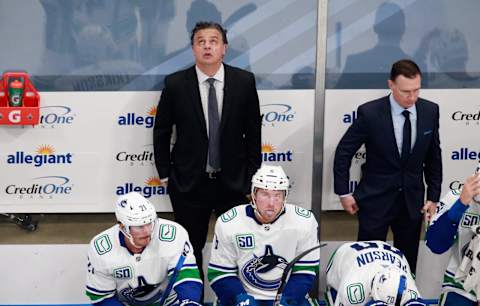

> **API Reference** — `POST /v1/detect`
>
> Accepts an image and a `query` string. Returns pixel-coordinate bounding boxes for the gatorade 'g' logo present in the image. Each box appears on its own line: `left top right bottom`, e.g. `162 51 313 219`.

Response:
8 110 21 123
11 95 21 104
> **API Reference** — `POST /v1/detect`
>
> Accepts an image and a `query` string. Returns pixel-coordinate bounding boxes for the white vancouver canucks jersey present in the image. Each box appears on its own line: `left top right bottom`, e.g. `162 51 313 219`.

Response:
208 204 320 300
429 190 480 301
326 241 420 306
86 218 201 304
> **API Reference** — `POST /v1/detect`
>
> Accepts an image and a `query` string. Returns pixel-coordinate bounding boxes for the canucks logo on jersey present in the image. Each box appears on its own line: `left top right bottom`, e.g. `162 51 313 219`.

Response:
241 245 288 290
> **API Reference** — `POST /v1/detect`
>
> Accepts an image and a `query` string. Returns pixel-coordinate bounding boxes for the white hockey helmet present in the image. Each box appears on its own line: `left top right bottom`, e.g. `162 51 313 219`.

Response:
371 266 408 305
115 192 157 236
251 164 289 209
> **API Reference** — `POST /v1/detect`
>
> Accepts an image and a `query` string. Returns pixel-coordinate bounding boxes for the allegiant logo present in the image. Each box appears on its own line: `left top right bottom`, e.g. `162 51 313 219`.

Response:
117 106 156 128
342 111 357 124
451 148 480 160
261 103 296 126
261 144 293 162
5 176 73 195
7 145 73 167
116 177 167 198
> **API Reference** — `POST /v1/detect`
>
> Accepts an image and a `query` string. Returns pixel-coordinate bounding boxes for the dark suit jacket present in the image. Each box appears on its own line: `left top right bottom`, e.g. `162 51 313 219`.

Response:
153 64 262 194
333 95 442 219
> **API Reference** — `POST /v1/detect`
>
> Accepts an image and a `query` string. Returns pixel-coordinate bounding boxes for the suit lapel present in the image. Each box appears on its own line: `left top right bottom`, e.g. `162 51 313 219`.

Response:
411 100 425 155
220 64 233 131
381 96 401 161
185 66 208 136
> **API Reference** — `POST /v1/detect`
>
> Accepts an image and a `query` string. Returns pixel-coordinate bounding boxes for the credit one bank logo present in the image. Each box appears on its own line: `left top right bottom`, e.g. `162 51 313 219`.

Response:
117 106 156 128
451 109 480 126
5 176 73 199
7 145 73 167
116 144 154 166
449 180 464 192
261 103 296 127
261 144 293 162
116 177 167 198
30 106 76 128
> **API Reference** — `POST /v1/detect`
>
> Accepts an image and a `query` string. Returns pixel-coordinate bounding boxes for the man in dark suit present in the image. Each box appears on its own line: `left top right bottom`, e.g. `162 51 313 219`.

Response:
153 21 261 280
333 59 442 272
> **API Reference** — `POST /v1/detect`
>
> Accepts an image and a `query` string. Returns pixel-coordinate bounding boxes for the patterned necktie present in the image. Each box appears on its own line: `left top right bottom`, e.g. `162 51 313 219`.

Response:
401 110 411 161
207 78 221 170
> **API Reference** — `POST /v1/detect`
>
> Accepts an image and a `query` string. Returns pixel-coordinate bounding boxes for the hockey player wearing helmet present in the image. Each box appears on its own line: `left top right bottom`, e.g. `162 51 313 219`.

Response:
208 164 320 306
85 192 203 306
426 162 480 306
250 164 289 223
326 241 426 306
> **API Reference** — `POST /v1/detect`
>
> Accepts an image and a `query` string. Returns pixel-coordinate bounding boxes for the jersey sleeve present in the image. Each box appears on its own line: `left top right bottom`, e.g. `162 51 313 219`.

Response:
334 278 369 306
208 215 246 304
169 225 203 302
283 208 320 301
292 210 320 276
85 238 117 303
426 190 468 254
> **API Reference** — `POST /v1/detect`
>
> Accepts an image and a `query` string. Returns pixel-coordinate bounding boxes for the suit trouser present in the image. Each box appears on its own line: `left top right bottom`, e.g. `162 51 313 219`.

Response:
168 172 247 282
357 192 423 273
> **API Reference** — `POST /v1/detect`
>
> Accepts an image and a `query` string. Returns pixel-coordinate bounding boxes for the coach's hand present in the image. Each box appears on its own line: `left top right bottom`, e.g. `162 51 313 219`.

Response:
421 200 437 224
340 195 359 215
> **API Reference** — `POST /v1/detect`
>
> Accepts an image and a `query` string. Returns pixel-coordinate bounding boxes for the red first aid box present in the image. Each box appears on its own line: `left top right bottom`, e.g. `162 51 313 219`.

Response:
0 72 40 125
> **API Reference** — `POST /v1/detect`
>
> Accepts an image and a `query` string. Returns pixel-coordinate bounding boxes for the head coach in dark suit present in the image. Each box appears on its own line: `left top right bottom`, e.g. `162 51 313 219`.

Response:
333 59 442 272
153 21 262 280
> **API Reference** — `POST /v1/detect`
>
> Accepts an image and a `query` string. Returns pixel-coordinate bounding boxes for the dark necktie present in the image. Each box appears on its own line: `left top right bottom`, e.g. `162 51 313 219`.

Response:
207 78 221 170
401 110 411 161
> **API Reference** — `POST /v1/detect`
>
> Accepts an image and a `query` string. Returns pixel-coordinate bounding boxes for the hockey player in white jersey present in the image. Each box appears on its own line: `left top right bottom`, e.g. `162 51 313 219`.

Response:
85 192 203 306
425 164 480 306
326 241 426 306
208 165 320 306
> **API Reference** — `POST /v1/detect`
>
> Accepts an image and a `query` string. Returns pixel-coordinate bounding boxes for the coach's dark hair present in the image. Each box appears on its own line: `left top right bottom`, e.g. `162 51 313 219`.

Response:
190 21 228 45
390 59 422 81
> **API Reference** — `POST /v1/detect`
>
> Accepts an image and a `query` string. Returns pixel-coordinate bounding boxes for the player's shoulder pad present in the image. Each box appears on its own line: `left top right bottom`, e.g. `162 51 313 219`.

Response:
157 218 183 242
290 204 313 219
90 227 115 256
219 206 240 223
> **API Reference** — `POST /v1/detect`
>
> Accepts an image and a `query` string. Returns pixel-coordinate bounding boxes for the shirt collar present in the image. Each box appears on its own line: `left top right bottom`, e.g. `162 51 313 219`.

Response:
389 94 416 117
195 64 224 84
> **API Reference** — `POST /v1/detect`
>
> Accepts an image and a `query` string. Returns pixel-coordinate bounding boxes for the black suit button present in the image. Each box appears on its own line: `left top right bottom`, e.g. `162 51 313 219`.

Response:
398 188 403 192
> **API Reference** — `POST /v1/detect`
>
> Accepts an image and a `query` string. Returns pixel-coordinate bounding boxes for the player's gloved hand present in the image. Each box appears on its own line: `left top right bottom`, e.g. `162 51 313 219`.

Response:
279 296 310 306
179 299 203 306
234 293 257 306
364 301 388 306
